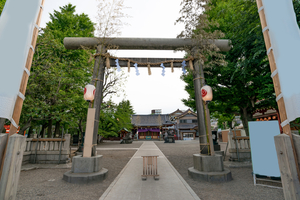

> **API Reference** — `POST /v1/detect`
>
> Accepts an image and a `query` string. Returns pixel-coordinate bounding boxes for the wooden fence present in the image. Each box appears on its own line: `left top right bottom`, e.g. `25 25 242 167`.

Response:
23 134 70 164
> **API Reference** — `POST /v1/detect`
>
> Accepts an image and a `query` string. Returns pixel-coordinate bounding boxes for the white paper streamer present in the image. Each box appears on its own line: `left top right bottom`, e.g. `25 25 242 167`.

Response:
134 63 140 76
160 63 165 76
181 61 187 74
115 59 121 72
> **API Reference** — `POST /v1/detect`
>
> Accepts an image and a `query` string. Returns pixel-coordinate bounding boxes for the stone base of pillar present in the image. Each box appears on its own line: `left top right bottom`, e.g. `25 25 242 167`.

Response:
63 155 108 184
188 154 232 182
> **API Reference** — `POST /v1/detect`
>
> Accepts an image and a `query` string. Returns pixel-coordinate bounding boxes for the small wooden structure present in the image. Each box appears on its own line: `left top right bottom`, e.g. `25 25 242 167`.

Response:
119 128 130 139
142 156 159 180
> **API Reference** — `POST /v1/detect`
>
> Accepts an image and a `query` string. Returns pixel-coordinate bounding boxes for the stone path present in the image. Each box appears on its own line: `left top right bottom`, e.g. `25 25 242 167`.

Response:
99 141 200 200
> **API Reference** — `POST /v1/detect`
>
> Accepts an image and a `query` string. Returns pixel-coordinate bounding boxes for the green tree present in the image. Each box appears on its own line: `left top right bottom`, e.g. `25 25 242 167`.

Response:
19 4 95 136
99 100 134 138
206 0 300 135
0 0 6 15
115 100 134 131
181 70 239 129
179 0 300 135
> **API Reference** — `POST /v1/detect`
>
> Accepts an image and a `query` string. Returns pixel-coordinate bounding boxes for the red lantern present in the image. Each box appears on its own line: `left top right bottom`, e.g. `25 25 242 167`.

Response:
201 85 213 102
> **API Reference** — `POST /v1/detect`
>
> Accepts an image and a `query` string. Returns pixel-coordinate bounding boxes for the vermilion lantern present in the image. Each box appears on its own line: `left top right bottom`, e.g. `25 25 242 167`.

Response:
84 84 96 102
201 85 213 102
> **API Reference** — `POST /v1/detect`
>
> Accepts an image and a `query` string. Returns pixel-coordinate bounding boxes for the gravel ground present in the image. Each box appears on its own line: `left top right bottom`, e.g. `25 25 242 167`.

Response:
16 140 284 200
155 140 284 200
94 140 144 148
17 146 139 200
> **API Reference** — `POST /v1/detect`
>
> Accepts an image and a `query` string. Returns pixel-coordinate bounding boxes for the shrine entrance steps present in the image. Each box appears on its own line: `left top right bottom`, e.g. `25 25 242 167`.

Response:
99 141 199 200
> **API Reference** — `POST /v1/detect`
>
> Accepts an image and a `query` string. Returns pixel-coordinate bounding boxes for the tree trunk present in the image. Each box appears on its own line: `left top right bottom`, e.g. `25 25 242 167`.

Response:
28 126 33 138
0 118 5 133
240 107 252 136
54 121 60 137
19 117 33 135
48 119 53 138
78 119 83 134
40 123 47 138
19 120 32 136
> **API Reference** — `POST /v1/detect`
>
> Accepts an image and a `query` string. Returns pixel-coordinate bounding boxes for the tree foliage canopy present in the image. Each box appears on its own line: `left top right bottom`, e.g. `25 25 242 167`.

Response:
99 100 134 138
17 3 131 139
20 4 95 136
180 0 300 135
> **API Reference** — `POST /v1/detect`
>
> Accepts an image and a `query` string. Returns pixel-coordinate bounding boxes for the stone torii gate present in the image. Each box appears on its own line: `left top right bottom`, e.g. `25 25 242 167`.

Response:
64 37 231 156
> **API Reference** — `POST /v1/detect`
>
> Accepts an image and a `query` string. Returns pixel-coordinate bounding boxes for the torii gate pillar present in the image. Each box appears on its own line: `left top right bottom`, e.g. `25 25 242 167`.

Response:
64 37 231 157
90 45 106 156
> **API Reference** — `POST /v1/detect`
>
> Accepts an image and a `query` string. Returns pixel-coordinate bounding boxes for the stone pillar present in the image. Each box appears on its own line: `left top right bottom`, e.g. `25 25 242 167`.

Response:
193 59 207 154
0 134 26 200
63 134 71 155
91 45 106 156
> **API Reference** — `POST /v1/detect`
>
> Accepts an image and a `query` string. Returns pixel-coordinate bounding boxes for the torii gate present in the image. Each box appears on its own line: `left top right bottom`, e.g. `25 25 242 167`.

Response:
64 37 231 156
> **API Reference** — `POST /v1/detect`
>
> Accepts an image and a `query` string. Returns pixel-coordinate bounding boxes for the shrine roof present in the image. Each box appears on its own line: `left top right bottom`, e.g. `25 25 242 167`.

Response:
175 109 197 118
131 114 172 127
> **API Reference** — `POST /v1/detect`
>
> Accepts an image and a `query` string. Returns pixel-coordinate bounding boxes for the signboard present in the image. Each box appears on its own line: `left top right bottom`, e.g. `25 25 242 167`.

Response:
249 121 280 177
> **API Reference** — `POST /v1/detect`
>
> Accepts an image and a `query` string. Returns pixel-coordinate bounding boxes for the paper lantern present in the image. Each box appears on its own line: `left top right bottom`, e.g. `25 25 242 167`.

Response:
84 84 96 101
201 85 213 102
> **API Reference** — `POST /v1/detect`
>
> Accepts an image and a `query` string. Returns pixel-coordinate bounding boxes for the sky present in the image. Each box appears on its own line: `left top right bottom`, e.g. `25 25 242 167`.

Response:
40 0 189 114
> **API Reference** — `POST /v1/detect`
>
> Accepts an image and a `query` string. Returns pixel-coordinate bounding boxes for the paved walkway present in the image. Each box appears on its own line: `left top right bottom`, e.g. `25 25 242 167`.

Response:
99 141 200 200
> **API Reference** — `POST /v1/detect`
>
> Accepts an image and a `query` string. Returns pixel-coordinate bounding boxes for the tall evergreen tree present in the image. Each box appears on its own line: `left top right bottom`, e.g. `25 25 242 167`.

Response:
180 0 300 135
99 100 134 138
20 4 95 136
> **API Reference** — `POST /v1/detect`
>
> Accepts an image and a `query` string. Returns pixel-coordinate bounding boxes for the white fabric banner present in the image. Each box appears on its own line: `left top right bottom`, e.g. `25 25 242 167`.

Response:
0 0 42 126
262 0 300 124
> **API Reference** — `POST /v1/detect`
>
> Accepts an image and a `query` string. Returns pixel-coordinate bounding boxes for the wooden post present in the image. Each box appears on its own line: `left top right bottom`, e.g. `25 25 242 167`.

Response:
0 134 8 167
0 0 45 180
274 134 300 200
83 108 96 157
0 134 26 200
256 0 300 181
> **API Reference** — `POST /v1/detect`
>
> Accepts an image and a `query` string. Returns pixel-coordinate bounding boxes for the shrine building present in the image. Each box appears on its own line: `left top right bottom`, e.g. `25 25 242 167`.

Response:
131 114 174 140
